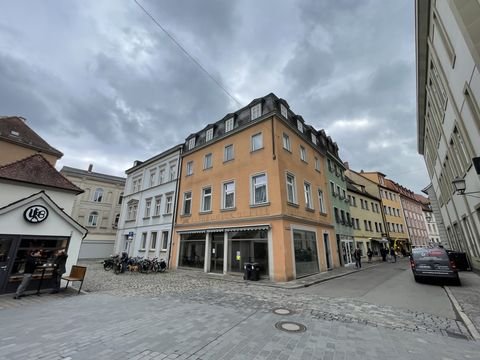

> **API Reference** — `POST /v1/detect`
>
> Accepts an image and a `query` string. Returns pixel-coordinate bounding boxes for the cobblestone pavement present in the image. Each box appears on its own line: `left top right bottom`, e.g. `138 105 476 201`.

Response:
448 271 480 337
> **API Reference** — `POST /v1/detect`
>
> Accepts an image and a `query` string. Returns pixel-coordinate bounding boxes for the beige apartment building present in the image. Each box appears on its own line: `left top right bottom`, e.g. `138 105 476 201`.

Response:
171 93 339 282
61 165 125 258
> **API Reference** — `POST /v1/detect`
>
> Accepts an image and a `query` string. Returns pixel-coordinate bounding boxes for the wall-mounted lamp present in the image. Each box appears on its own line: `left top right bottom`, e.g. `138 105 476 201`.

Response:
452 177 480 198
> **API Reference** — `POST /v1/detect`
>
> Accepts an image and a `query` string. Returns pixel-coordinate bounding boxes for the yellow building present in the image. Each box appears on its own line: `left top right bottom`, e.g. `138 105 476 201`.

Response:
171 94 339 281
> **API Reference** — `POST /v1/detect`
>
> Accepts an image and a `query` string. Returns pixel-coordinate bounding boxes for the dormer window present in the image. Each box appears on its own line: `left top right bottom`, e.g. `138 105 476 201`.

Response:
251 103 262 120
225 117 234 132
206 128 213 142
188 137 196 150
311 133 317 144
297 120 304 133
280 104 288 119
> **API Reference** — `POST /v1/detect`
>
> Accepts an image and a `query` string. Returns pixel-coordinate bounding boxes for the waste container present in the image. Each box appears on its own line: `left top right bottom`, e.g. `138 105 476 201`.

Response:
447 251 472 271
243 262 261 281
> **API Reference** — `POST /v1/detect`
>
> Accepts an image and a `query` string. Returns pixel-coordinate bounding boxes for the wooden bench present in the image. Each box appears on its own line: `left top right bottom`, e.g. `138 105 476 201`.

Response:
62 265 87 294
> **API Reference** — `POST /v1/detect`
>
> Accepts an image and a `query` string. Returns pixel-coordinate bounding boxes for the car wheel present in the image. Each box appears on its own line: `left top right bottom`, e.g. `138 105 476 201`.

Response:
414 275 420 283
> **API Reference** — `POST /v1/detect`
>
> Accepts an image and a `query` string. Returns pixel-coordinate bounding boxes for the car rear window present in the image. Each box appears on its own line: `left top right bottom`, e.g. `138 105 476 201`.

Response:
412 249 449 261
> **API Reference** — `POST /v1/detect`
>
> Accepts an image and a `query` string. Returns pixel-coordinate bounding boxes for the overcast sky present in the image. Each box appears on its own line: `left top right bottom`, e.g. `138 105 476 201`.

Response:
0 0 430 193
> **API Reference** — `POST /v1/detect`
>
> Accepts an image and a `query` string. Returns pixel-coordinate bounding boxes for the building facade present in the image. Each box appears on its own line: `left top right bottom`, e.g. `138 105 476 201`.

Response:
170 93 339 282
115 145 182 262
416 0 480 269
60 165 125 259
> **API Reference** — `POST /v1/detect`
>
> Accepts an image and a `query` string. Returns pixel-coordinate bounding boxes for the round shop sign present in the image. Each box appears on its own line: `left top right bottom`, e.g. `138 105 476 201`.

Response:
23 205 49 224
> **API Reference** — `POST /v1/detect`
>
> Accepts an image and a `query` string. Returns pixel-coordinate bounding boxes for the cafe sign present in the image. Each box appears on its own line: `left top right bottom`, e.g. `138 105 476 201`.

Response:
24 205 49 224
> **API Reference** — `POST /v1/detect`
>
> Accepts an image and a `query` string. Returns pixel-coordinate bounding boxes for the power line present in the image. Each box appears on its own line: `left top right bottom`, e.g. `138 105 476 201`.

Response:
134 0 242 107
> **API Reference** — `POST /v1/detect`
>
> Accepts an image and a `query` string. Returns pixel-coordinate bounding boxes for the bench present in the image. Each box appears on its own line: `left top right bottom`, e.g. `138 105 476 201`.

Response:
62 265 87 294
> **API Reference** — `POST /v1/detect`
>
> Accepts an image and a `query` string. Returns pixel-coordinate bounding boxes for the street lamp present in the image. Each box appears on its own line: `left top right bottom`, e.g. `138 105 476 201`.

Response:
452 176 480 198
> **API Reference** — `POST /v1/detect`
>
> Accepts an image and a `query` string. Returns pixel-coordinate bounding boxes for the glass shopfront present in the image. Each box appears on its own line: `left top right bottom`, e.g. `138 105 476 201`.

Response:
227 230 268 276
178 233 206 269
293 230 319 277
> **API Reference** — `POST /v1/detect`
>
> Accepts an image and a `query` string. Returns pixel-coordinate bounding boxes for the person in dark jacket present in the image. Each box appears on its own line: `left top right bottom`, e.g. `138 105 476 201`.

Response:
14 250 41 299
51 249 68 293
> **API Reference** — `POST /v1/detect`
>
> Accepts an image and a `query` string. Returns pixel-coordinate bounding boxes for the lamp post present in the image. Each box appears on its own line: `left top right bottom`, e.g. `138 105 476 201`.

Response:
452 177 480 198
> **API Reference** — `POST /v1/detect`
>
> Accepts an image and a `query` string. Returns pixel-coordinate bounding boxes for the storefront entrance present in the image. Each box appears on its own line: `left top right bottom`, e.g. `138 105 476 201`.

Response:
0 236 15 292
293 229 319 277
210 234 224 273
178 233 206 269
341 240 355 266
227 230 268 277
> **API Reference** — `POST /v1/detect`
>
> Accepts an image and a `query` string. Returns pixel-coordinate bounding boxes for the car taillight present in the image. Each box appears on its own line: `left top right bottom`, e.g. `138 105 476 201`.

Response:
410 259 415 269
450 260 457 270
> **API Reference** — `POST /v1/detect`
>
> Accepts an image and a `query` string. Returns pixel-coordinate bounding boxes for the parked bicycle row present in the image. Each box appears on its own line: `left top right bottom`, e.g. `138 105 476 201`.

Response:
103 253 167 274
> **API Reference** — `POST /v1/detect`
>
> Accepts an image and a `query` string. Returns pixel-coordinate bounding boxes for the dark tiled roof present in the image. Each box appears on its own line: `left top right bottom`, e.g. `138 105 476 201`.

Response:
0 154 83 194
0 116 63 158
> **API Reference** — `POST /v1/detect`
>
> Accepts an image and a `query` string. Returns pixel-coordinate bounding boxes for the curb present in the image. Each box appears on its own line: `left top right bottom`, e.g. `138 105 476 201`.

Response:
444 286 480 341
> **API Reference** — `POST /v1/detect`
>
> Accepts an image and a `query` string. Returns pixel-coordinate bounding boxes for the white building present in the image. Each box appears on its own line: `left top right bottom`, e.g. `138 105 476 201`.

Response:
115 145 182 262
416 0 480 269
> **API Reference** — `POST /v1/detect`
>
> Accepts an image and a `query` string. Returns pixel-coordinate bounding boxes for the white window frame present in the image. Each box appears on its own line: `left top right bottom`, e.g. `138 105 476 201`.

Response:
186 161 193 176
204 153 212 169
93 188 104 202
201 186 212 212
144 198 152 218
280 104 288 118
300 146 307 162
311 133 317 144
159 169 165 184
188 137 196 150
169 164 176 181
87 211 98 227
297 120 304 133
224 144 234 162
154 196 162 216
140 232 148 250
164 194 173 214
150 232 157 250
318 189 326 213
149 170 156 187
282 133 291 151
225 117 234 132
251 132 263 151
206 128 214 142
161 231 169 251
304 182 313 210
222 181 235 209
251 173 268 205
251 103 262 120
314 157 320 171
183 191 192 215
286 173 297 204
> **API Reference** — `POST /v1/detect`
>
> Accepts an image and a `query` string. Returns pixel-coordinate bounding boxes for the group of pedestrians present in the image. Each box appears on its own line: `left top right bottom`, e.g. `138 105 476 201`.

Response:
380 247 397 263
352 245 398 269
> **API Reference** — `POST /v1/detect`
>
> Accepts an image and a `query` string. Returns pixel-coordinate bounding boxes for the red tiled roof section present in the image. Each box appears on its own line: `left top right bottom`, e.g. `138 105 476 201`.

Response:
0 116 63 157
0 154 83 194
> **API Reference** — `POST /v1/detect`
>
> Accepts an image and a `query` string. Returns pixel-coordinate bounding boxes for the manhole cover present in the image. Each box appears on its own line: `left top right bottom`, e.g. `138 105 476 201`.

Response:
273 308 293 315
275 321 307 333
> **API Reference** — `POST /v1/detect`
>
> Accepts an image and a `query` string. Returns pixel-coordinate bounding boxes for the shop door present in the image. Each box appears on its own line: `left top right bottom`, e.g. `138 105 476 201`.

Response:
210 240 224 273
341 240 354 266
323 233 332 270
0 236 17 293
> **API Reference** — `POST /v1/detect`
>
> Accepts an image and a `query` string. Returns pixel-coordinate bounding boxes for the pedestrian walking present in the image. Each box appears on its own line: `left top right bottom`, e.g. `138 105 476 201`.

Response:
390 247 397 263
353 247 362 269
50 249 68 294
14 249 41 299
380 247 387 262
367 247 373 263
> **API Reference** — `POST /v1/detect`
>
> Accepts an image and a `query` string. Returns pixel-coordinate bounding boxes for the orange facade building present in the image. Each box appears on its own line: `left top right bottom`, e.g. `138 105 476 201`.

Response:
170 94 339 281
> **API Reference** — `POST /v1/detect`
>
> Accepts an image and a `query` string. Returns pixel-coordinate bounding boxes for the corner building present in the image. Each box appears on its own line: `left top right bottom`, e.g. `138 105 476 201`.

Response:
170 93 339 281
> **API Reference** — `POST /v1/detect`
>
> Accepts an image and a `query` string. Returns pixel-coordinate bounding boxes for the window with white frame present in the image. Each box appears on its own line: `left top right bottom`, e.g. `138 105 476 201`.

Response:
224 144 234 161
251 133 263 151
225 117 234 132
251 103 262 120
286 173 297 204
311 133 317 144
132 177 142 192
161 231 168 250
149 170 156 187
318 189 326 213
201 187 212 212
93 188 103 202
164 194 173 214
188 137 196 150
330 181 336 195
223 181 235 209
127 202 138 220
204 153 212 169
186 161 193 176
336 185 341 197
282 133 291 151
280 104 288 118
154 196 162 216
150 232 157 250
169 164 176 181
140 232 148 250
304 182 313 209
251 173 267 205
300 146 307 162
183 191 192 215
144 198 152 218
315 157 320 171
297 120 303 133
118 192 123 205
159 168 165 184
206 128 213 142
87 211 98 226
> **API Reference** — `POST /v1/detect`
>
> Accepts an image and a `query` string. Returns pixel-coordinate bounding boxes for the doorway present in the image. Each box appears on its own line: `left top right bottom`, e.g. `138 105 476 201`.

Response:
0 236 16 292
210 235 224 273
323 233 332 270
341 240 354 266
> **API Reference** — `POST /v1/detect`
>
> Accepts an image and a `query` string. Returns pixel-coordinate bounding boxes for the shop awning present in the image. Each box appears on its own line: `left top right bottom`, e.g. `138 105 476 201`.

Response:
177 224 270 234
224 225 270 232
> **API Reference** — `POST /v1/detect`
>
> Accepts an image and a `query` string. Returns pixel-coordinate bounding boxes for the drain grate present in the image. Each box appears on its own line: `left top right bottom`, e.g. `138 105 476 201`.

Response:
272 308 293 315
275 321 307 333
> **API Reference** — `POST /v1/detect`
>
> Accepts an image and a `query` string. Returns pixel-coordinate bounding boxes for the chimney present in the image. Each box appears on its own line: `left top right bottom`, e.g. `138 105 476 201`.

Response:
88 164 93 172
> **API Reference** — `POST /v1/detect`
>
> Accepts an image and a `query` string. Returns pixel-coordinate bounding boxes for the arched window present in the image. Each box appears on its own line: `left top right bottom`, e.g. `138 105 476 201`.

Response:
88 211 98 227
93 188 103 202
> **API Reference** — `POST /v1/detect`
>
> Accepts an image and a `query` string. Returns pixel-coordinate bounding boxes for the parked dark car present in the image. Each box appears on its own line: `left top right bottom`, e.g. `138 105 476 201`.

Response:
410 247 460 285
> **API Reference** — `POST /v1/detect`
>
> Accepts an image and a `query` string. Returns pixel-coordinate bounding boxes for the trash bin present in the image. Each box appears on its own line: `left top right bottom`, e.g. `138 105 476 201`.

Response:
447 251 472 271
243 262 261 281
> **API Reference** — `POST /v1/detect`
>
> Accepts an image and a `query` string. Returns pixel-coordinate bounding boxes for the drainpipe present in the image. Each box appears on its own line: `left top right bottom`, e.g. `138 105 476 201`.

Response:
271 116 276 160
167 146 183 268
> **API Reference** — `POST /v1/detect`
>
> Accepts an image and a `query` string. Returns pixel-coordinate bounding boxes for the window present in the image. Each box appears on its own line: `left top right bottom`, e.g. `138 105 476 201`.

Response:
351 196 356 207
159 169 165 184
149 171 156 187
186 161 193 176
334 208 340 223
141 232 148 250
127 202 138 220
87 211 98 227
161 231 169 251
340 210 346 224
375 223 379 232
300 146 307 162
364 201 369 210
346 213 351 227
206 128 213 142
330 182 336 196
368 221 372 231
201 187 212 212
280 104 288 118
297 119 304 133
251 173 267 205
224 144 234 161
169 164 176 181
188 137 196 150
251 133 263 151
183 191 192 215
150 232 157 250
223 181 235 209
311 133 317 144
342 189 346 200
286 173 297 204
204 154 212 169
282 133 291 151
154 197 162 216
165 194 173 214
315 157 320 171
364 220 368 231
93 188 103 202
336 185 341 197
118 192 123 205
315 189 325 214
328 159 332 171
251 103 262 120
144 198 152 218
225 117 234 132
